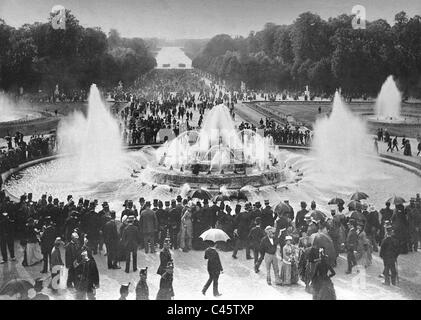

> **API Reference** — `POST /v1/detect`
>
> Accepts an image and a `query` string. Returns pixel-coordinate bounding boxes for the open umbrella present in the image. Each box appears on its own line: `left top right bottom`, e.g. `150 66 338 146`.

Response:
310 210 327 222
188 189 212 200
348 200 362 211
310 232 336 267
274 202 290 217
0 279 33 297
386 196 406 205
229 191 248 202
328 197 345 206
199 228 230 243
212 194 230 202
350 192 369 201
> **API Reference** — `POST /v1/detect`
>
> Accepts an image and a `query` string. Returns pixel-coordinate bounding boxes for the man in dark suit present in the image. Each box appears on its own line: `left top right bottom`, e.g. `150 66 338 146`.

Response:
380 225 400 285
139 201 158 253
345 219 358 274
295 201 308 234
232 203 252 260
260 200 274 229
122 215 139 273
202 241 223 297
248 217 266 269
103 211 120 269
40 217 57 273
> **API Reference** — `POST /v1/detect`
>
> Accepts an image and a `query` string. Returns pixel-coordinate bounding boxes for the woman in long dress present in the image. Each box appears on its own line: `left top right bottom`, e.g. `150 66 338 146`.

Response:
279 236 299 285
311 248 336 300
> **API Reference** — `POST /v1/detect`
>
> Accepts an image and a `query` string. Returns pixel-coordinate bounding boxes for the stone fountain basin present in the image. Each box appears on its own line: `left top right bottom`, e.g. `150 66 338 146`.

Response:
148 166 286 190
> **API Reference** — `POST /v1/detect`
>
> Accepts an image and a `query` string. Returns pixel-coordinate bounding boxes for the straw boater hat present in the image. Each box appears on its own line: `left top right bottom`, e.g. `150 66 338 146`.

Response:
285 235 293 241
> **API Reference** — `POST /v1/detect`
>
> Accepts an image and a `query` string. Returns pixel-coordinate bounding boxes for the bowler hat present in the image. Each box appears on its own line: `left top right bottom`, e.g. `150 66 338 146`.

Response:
102 201 109 207
176 195 183 202
264 200 270 206
164 201 170 206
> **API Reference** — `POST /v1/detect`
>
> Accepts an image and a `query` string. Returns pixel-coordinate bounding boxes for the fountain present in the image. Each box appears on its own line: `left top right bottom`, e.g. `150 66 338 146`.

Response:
311 91 377 185
148 104 286 189
0 92 42 123
365 75 421 137
3 86 420 215
375 75 402 120
56 84 129 183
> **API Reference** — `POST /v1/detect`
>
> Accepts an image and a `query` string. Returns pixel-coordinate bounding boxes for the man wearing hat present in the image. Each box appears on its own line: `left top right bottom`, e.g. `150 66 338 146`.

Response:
121 215 139 273
157 237 172 276
156 201 169 249
248 217 266 269
202 241 223 297
295 201 308 234
284 200 294 221
379 201 393 241
209 199 219 228
0 212 15 264
345 219 358 274
156 261 175 300
136 268 149 300
406 198 419 252
139 201 158 254
40 217 57 273
261 200 274 230
31 278 50 300
103 211 120 269
64 211 79 243
380 225 400 285
65 232 80 288
232 203 252 260
168 200 182 250
119 283 130 300
256 226 281 285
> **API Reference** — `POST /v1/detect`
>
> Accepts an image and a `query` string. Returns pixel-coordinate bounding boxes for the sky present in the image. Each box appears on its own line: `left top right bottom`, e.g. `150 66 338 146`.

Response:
0 0 420 39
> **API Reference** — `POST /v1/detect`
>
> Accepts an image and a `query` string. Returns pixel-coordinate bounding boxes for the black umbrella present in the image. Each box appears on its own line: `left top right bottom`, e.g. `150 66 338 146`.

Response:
212 194 230 202
188 189 212 200
348 200 362 211
0 279 33 297
310 232 336 267
328 197 345 206
350 191 369 201
229 191 248 202
274 202 290 217
386 196 406 205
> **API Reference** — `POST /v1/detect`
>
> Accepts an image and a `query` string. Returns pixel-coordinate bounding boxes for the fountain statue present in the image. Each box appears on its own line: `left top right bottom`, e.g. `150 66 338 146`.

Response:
149 103 286 189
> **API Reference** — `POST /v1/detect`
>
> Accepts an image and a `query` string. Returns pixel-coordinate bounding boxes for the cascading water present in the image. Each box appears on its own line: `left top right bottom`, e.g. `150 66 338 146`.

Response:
375 75 402 120
310 91 377 186
57 84 128 183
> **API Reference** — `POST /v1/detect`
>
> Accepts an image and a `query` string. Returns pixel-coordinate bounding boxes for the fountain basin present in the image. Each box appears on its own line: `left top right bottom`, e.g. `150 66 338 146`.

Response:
361 113 421 137
148 166 285 189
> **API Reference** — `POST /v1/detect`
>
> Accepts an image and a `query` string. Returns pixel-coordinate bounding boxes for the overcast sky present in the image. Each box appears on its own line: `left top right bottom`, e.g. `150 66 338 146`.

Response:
1 0 420 39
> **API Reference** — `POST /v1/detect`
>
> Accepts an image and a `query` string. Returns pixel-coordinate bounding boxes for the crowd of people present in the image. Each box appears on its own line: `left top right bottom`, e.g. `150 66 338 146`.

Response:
0 133 54 174
377 128 420 157
1 189 420 300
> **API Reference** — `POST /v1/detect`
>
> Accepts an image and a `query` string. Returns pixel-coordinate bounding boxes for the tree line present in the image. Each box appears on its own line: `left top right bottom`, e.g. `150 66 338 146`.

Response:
0 10 156 95
192 11 421 99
